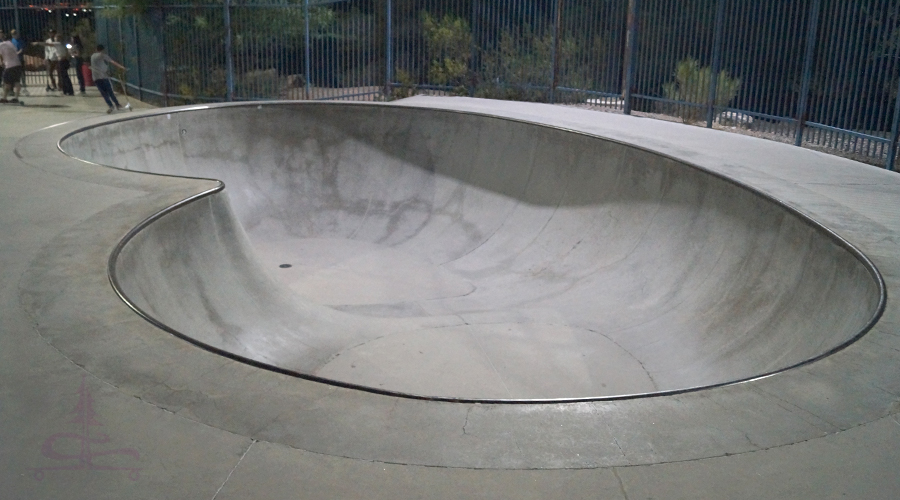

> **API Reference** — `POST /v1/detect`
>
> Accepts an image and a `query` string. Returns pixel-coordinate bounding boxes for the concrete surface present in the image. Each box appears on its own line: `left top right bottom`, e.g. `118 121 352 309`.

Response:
2 92 900 498
58 102 881 402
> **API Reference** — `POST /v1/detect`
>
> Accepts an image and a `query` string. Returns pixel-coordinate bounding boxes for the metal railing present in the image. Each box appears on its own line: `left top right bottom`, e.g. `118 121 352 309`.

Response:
3 0 898 170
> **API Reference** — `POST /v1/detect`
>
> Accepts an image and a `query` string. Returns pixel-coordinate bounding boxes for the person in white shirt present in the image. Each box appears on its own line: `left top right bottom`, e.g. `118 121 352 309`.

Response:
51 33 73 95
0 31 23 103
43 29 59 91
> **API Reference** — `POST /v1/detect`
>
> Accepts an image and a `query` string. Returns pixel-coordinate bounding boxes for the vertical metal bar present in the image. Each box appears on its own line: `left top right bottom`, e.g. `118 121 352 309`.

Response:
623 0 639 115
117 16 125 90
748 2 767 132
794 0 821 147
868 0 891 155
852 0 880 154
887 77 900 171
385 0 392 98
862 1 887 157
159 7 169 107
784 1 805 135
759 3 778 131
469 0 477 97
549 0 562 103
133 17 143 101
224 0 234 102
304 0 311 100
721 0 738 111
846 1 869 151
14 0 20 33
841 1 865 151
762 2 784 135
705 0 726 128
859 0 877 155
646 0 662 109
816 0 836 147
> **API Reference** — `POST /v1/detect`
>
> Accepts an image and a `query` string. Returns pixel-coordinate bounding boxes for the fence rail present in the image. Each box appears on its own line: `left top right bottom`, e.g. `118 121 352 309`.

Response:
3 0 899 169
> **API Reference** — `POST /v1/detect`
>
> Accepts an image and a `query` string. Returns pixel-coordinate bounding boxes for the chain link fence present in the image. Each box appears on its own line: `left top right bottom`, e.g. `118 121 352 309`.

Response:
3 0 898 169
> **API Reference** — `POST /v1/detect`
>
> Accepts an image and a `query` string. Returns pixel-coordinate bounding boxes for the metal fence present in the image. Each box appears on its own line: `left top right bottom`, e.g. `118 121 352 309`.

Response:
0 0 94 88
3 0 898 169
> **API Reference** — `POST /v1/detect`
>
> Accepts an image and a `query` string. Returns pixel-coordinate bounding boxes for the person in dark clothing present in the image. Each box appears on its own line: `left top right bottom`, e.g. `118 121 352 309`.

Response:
90 44 126 113
53 33 74 95
34 33 73 95
69 35 86 94
9 30 27 95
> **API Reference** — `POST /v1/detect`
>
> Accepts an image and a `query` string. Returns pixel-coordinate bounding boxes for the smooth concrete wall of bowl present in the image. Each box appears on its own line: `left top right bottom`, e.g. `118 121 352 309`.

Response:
60 103 882 402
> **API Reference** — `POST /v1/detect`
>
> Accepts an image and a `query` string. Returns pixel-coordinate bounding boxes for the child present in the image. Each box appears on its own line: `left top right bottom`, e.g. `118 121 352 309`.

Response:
90 44 126 113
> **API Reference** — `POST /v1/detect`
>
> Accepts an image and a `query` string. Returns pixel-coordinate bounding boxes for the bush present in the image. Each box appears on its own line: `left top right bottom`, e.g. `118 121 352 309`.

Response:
422 13 472 90
662 58 741 123
235 68 280 99
390 69 418 99
474 26 600 103
476 27 554 102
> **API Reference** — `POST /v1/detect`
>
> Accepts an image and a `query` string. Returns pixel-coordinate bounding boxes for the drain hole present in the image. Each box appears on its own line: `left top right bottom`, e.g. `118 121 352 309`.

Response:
279 264 292 269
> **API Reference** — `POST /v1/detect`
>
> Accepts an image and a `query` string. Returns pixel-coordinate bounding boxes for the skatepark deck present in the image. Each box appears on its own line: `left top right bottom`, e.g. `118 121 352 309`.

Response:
3 94 900 498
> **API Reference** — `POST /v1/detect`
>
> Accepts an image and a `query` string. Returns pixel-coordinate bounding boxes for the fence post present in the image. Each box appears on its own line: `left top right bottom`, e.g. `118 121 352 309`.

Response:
887 78 900 171
794 0 821 147
14 0 20 33
304 0 311 100
468 0 476 97
622 0 639 115
224 0 234 102
705 0 726 128
133 18 143 102
549 0 563 103
158 7 169 106
117 17 126 91
385 0 392 99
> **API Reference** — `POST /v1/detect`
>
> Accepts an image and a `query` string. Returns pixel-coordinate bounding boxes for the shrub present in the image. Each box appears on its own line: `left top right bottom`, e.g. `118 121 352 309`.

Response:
390 69 418 99
422 13 472 90
475 26 599 103
662 58 741 123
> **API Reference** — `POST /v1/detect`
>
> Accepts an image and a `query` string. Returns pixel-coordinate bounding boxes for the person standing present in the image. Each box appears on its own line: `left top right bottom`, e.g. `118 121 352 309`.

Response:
90 44 126 113
52 33 73 95
0 31 23 104
69 35 86 94
9 29 27 96
44 29 57 91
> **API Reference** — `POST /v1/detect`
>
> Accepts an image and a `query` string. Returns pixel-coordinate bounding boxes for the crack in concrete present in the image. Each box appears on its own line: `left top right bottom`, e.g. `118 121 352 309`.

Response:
212 439 255 500
613 437 626 461
468 329 513 398
585 326 659 391
751 385 840 431
742 431 761 450
463 405 473 435
612 467 629 500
